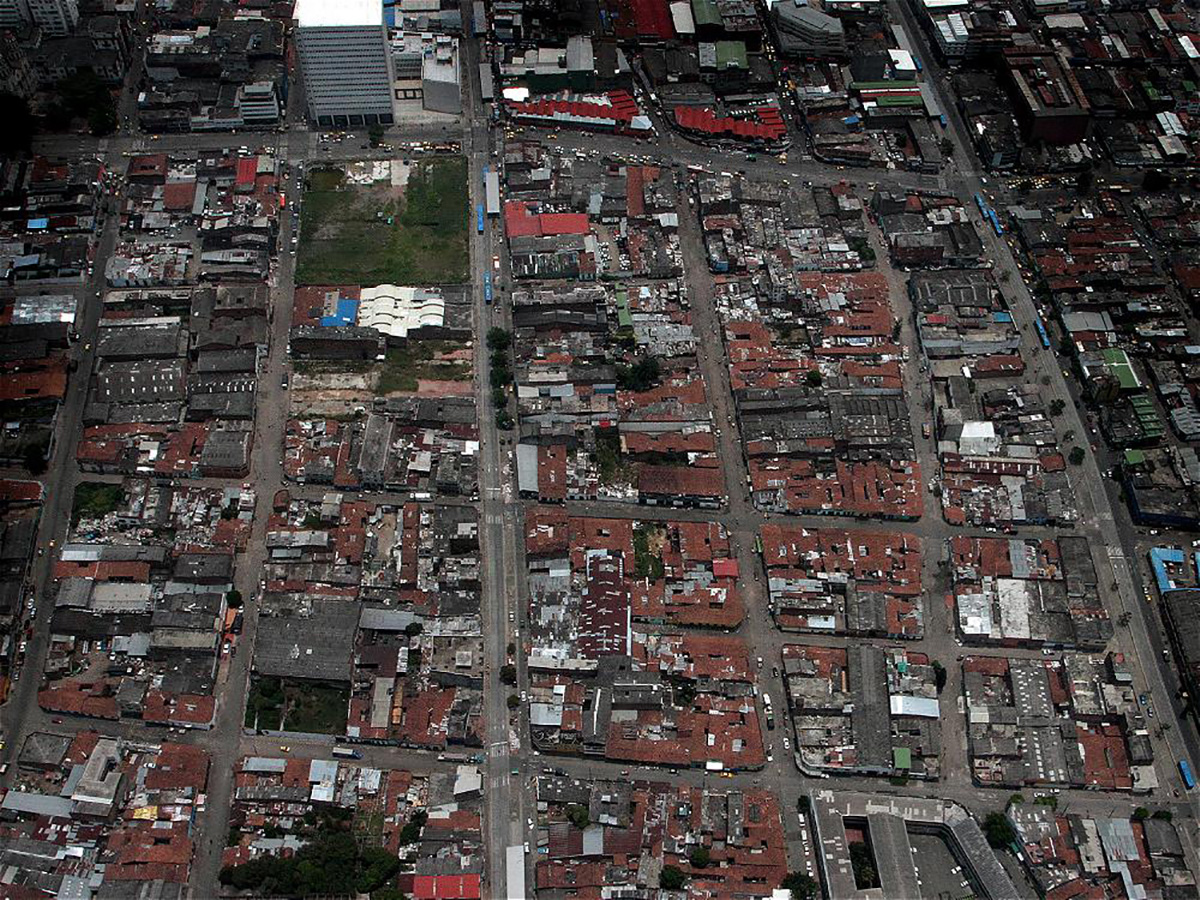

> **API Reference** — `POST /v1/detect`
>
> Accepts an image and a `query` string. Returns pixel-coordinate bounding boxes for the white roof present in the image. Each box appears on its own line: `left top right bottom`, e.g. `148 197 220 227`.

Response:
295 0 381 27
890 695 940 718
358 285 446 339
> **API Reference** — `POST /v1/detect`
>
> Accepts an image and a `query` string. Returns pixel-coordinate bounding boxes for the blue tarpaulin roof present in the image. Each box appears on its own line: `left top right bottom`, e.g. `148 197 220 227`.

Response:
320 296 358 327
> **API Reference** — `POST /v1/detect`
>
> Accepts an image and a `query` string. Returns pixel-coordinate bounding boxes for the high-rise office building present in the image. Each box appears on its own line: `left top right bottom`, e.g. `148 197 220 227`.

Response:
294 0 394 128
0 0 79 36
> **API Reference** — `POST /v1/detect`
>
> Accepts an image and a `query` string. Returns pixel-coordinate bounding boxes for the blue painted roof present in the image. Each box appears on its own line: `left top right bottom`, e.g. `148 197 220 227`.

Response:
320 296 358 327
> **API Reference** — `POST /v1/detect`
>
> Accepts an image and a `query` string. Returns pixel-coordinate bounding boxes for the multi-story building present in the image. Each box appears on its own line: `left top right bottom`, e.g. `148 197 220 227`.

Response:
392 32 461 114
0 30 35 98
294 0 394 128
771 1 847 58
236 81 282 127
0 0 78 36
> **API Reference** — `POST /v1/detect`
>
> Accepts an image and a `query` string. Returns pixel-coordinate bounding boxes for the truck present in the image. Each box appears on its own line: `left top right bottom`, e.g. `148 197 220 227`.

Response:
332 746 362 759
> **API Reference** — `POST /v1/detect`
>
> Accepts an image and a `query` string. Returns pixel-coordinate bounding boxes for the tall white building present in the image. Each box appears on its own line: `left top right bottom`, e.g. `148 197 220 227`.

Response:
0 0 79 36
294 0 394 128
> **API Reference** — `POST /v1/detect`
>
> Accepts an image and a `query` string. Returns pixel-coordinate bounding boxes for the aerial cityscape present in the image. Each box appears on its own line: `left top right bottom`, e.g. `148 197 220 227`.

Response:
0 0 1197 897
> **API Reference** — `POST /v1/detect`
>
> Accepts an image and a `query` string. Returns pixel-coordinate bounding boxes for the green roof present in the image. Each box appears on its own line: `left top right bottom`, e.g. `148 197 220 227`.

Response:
691 0 721 27
715 40 748 70
875 95 924 107
615 286 632 330
893 747 912 770
851 81 920 91
1124 449 1146 465
1101 348 1140 390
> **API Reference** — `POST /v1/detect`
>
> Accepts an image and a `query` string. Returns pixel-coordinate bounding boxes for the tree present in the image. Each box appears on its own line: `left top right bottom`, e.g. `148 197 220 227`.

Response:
88 102 117 136
368 124 385 146
404 621 423 637
660 865 687 890
1049 398 1066 417
983 812 1017 849
849 842 879 889
487 327 512 351
226 589 243 609
507 693 520 710
1069 446 1086 466
0 92 34 156
1152 810 1173 821
781 872 819 900
1144 169 1172 192
567 804 589 829
1132 807 1150 820
805 369 822 387
499 664 517 685
1009 793 1025 805
931 661 947 693
23 440 47 475
490 364 511 390
616 356 661 392
689 847 711 869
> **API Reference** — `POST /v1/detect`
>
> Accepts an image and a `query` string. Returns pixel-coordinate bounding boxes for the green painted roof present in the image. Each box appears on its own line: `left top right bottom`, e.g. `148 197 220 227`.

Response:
1101 348 1140 390
1124 449 1146 465
615 286 632 329
691 0 721 27
893 747 912 769
715 40 748 70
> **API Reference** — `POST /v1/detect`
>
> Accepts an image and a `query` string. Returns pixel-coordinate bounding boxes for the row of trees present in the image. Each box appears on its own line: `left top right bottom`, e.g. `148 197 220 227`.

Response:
219 810 407 896
0 68 119 157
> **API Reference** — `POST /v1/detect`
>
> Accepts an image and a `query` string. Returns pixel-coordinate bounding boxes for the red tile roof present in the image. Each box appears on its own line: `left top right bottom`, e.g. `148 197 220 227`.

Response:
506 91 640 129
673 105 787 141
162 181 197 211
504 200 590 238
235 157 257 187
412 875 482 899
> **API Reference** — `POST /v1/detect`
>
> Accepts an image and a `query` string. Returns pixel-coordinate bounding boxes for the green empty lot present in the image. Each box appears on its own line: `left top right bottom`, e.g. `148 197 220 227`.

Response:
296 156 469 286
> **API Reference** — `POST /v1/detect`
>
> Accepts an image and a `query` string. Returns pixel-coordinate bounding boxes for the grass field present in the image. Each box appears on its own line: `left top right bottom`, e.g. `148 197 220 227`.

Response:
72 482 125 523
375 342 472 395
296 157 469 286
245 676 348 734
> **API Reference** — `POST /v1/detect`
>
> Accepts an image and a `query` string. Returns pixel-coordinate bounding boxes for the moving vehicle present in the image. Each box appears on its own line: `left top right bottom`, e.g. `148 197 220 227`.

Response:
1181 759 1195 790
1035 318 1051 349
332 746 363 759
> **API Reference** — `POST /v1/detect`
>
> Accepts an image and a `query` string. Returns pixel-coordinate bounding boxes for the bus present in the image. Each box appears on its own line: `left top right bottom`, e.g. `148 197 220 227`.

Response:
476 204 485 234
332 746 362 759
987 208 1004 236
483 271 493 305
1035 317 1050 349
974 192 987 214
1181 759 1195 790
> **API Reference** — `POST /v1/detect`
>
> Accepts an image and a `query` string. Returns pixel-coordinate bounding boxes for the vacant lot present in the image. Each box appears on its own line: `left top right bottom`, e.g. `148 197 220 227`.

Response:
296 157 468 286
375 342 472 394
72 482 125 524
245 676 349 734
